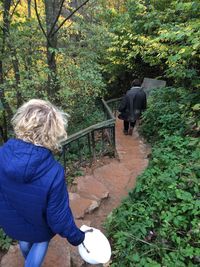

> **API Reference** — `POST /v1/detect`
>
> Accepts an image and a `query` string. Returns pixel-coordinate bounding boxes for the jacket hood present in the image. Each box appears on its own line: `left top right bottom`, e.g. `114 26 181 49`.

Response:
0 139 54 183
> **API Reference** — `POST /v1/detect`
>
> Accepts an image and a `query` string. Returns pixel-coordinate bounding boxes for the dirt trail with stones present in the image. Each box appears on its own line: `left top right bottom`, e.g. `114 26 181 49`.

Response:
0 119 150 267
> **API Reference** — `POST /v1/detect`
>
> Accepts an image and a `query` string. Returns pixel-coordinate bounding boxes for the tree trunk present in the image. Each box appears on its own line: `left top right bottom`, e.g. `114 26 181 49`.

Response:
3 0 23 107
26 0 33 80
28 0 31 17
0 0 13 141
9 45 22 107
37 0 90 99
0 0 12 84
44 0 59 98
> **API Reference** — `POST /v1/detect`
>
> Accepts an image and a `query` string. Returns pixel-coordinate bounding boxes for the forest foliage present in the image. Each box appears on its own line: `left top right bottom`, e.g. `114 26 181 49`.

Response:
103 1 200 266
0 0 110 141
0 0 199 136
103 0 200 96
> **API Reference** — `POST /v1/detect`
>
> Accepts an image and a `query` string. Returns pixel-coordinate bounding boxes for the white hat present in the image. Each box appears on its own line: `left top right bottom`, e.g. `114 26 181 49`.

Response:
78 225 111 265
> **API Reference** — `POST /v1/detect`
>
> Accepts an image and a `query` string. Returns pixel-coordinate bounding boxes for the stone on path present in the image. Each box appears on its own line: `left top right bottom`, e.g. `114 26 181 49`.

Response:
94 162 130 195
43 236 71 267
0 235 71 267
76 175 109 201
69 192 99 219
0 245 23 267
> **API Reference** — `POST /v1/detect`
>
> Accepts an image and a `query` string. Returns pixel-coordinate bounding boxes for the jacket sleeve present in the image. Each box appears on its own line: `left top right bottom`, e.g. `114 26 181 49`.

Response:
46 166 85 246
118 95 127 112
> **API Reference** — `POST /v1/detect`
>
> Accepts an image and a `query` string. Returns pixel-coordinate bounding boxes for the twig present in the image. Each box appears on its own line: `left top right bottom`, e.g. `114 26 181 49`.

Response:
34 0 48 39
52 0 90 37
128 233 178 252
47 0 66 38
60 0 95 31
10 0 20 19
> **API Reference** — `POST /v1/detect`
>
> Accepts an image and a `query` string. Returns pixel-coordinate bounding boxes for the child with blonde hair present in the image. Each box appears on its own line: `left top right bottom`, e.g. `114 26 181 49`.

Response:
0 99 85 267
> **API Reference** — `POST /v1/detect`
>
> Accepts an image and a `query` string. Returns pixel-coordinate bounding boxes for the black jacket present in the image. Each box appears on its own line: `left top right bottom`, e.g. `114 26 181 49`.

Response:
118 87 147 122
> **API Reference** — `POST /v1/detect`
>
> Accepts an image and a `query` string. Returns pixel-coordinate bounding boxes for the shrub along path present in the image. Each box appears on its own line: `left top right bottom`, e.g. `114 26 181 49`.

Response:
0 119 150 267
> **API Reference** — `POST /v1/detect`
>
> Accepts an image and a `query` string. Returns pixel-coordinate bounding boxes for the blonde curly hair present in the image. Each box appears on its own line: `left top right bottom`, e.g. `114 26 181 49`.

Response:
12 99 68 152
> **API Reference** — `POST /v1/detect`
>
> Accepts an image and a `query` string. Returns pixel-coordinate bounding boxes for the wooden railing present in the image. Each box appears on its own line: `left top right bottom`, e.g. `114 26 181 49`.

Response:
0 97 122 175
0 110 8 145
59 98 122 174
106 97 122 116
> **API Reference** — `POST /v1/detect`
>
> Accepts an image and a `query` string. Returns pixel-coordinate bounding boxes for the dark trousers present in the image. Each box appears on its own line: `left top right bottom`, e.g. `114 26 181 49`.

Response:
124 120 136 132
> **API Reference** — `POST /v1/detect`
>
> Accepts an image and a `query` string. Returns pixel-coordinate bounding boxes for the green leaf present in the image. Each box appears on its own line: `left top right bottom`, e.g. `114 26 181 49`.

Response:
192 104 200 111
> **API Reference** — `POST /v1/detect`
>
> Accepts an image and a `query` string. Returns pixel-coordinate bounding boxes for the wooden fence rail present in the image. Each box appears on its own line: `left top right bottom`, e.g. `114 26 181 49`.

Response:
0 97 122 175
59 98 121 174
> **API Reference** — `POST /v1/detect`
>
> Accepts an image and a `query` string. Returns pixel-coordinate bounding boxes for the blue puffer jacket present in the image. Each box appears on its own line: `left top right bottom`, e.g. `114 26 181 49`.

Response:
0 139 85 245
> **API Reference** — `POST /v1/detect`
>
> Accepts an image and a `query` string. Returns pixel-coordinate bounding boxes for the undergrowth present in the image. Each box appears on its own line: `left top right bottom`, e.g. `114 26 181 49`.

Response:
105 87 200 266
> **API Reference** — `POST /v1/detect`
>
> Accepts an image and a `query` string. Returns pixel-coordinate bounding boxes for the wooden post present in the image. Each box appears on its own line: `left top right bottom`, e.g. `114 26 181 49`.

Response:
77 139 82 164
63 145 67 170
88 133 92 164
91 131 96 162
112 125 116 157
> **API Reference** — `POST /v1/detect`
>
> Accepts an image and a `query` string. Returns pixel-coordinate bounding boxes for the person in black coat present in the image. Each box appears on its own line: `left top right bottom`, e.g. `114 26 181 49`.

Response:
118 79 147 135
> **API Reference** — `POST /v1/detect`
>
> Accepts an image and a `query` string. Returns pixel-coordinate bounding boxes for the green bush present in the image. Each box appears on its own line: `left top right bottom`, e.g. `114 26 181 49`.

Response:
105 87 200 266
68 105 104 134
140 87 199 142
105 136 200 266
0 229 12 250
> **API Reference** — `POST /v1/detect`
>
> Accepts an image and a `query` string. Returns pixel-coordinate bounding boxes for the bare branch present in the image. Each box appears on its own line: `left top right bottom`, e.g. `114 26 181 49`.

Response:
59 0 95 31
47 0 66 38
10 0 21 19
52 0 90 37
34 0 48 39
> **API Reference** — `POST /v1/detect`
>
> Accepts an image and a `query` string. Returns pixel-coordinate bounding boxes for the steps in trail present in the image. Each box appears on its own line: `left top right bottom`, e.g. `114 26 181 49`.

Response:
67 176 110 267
94 162 130 195
75 175 109 201
69 192 99 219
69 175 109 219
0 236 71 267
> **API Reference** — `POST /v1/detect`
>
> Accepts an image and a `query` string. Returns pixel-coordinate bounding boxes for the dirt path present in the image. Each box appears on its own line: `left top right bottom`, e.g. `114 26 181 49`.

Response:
0 119 150 267
83 118 150 230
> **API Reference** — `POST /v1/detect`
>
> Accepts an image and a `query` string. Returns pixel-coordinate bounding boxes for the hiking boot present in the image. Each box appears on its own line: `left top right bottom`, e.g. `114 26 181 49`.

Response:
128 127 133 136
